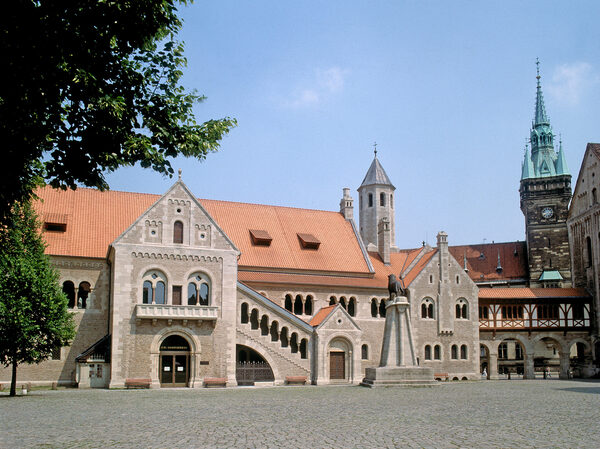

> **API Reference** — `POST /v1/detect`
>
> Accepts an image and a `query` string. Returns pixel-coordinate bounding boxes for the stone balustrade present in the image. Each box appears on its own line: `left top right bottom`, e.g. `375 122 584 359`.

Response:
135 304 218 321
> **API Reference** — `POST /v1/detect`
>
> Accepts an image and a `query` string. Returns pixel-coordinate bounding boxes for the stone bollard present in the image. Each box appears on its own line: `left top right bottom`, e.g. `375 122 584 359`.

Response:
21 385 27 395
52 382 58 390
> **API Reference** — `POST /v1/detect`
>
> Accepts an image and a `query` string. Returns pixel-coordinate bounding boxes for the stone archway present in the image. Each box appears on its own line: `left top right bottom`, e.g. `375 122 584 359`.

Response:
496 337 527 379
235 345 275 385
150 327 200 388
568 338 593 378
480 343 490 379
159 335 191 387
328 337 352 382
532 336 562 378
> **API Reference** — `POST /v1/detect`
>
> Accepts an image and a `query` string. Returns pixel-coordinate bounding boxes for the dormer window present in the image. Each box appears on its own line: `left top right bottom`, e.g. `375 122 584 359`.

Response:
43 213 68 232
44 222 67 232
297 233 320 249
249 229 272 246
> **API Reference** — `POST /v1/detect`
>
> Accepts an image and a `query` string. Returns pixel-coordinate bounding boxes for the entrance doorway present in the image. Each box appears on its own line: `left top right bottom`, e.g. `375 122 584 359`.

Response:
330 352 345 380
159 335 190 387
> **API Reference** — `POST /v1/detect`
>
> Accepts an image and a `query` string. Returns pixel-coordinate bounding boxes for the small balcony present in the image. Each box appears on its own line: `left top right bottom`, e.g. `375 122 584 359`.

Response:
135 304 218 322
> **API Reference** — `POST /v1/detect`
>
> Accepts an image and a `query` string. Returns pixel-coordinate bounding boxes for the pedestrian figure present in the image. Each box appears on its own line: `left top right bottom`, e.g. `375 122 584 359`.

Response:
482 368 487 379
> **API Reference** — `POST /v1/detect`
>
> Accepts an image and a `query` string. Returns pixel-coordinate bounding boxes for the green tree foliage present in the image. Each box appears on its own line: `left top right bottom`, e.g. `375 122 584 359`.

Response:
1 0 236 224
0 201 75 396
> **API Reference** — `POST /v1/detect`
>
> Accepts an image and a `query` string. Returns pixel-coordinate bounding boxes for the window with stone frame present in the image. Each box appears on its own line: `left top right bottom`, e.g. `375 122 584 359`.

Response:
173 220 184 244
421 298 434 319
434 344 441 360
62 281 76 309
361 344 369 360
460 344 468 360
451 344 458 359
424 345 432 360
141 270 168 304
187 272 211 306
498 342 508 359
455 298 468 320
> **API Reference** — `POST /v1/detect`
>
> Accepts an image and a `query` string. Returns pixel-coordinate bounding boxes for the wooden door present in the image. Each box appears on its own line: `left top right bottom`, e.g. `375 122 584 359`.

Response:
330 351 345 380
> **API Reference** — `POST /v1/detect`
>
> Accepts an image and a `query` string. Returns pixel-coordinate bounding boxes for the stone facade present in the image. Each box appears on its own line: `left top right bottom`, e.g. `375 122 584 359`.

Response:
568 143 600 354
520 174 572 285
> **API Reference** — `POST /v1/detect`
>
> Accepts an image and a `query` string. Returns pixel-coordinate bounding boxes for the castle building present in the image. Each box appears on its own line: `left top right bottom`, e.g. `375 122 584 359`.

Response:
0 65 595 389
568 142 600 359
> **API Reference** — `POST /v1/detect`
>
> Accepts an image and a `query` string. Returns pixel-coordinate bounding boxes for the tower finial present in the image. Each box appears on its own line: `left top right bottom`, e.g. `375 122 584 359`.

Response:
373 142 378 158
536 57 541 86
178 168 182 180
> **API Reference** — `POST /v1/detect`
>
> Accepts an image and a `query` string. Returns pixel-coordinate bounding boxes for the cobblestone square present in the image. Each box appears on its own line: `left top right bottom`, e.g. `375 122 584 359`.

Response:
2 380 600 448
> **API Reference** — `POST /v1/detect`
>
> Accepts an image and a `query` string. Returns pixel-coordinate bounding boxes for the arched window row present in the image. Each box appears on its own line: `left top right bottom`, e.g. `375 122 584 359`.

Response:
240 302 308 359
284 294 314 316
370 298 387 318
62 280 92 309
140 270 211 306
424 344 469 361
421 298 434 319
328 296 357 317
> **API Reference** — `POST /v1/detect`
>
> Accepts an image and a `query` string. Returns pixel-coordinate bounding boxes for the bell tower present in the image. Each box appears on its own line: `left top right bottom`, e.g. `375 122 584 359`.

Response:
358 144 396 253
519 60 572 287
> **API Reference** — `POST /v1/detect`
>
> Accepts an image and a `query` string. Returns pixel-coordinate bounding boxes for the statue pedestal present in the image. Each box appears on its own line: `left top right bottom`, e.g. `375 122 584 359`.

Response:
361 366 436 387
361 295 436 387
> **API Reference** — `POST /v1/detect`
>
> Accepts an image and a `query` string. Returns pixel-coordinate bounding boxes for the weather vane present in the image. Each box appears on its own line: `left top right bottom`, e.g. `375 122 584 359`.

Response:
373 142 378 157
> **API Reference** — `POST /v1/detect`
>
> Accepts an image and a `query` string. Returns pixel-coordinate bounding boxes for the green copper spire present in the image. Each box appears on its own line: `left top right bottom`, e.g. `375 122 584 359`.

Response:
534 59 549 125
526 59 563 178
555 137 570 175
521 144 535 179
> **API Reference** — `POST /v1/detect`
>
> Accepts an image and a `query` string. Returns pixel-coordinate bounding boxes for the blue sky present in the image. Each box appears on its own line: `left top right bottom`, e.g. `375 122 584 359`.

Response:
106 1 600 249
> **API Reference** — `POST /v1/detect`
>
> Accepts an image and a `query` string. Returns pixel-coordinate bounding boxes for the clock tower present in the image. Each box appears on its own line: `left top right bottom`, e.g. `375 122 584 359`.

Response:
519 61 572 287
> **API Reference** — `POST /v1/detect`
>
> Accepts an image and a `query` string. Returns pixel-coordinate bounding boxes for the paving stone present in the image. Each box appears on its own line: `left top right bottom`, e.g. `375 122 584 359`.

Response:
1 380 599 448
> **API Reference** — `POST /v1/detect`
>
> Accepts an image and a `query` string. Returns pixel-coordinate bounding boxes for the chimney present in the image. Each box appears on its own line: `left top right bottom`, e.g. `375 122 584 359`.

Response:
339 187 354 221
437 231 449 283
378 217 391 265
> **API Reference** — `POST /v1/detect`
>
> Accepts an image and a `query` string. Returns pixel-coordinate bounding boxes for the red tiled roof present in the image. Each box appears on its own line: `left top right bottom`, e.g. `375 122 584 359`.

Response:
449 241 528 282
309 305 336 326
478 287 590 299
35 186 371 275
36 186 157 259
368 248 437 287
202 199 370 274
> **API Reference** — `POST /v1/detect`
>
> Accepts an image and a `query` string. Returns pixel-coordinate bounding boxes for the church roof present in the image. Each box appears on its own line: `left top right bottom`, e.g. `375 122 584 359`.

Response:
449 241 529 283
359 156 395 189
35 185 372 276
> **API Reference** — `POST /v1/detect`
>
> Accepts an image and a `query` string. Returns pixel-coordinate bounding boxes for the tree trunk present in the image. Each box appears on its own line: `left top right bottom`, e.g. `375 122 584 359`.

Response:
10 360 17 397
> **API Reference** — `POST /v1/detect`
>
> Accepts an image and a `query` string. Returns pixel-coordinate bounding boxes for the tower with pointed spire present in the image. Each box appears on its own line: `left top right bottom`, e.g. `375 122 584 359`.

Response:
519 60 572 286
358 144 396 256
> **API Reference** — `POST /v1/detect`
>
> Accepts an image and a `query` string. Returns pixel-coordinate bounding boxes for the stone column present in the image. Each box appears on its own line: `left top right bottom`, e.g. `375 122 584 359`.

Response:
523 354 535 379
559 351 571 379
488 353 499 380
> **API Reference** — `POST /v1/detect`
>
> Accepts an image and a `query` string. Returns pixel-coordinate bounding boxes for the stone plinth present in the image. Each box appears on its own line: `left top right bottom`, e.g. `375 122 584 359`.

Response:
361 293 436 387
361 366 436 387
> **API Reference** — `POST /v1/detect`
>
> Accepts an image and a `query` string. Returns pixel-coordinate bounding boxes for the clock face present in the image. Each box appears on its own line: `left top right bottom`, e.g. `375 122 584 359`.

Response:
541 207 554 219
